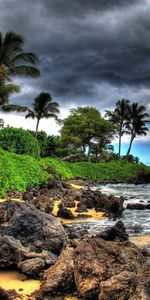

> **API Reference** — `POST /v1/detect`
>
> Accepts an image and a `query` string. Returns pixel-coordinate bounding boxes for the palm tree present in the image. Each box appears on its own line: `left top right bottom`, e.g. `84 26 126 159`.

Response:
125 103 150 157
0 31 40 81
105 99 130 158
26 92 60 134
1 92 60 134
0 81 20 105
0 31 40 104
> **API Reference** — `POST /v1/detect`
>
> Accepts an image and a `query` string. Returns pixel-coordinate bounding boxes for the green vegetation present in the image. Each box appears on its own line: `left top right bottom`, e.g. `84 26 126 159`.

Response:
61 106 115 161
0 127 40 158
41 157 150 181
0 149 149 197
0 149 50 197
0 31 39 104
106 100 150 157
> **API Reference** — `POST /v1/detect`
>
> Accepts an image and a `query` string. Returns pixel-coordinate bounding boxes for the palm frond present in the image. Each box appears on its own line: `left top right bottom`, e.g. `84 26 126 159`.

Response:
9 52 39 65
9 65 40 77
25 110 36 119
1 104 28 112
0 82 20 105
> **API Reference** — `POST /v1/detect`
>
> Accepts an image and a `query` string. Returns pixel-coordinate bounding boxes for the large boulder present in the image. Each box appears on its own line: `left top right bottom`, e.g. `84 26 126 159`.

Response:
74 238 147 298
0 200 68 254
37 247 75 298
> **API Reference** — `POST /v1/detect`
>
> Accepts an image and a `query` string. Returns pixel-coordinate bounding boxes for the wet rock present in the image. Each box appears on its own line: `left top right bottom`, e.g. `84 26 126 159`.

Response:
0 200 68 255
18 257 47 277
57 204 74 220
38 247 75 297
97 221 129 242
74 238 147 298
127 203 147 210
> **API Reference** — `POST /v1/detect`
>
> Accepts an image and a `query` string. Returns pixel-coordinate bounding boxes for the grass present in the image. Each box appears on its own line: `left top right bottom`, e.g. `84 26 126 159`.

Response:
0 149 150 197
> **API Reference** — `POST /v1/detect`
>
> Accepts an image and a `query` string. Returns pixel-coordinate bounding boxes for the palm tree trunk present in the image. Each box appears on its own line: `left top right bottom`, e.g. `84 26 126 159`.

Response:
118 133 122 159
118 125 122 159
35 118 40 135
126 135 134 157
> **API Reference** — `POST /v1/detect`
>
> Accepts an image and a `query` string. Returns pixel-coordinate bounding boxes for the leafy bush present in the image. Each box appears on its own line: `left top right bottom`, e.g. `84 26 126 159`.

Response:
41 158 150 182
0 127 40 158
0 149 50 197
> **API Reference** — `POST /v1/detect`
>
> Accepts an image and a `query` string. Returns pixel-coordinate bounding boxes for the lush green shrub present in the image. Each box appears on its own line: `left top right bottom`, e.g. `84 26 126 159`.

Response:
0 127 40 158
0 149 50 197
41 158 150 182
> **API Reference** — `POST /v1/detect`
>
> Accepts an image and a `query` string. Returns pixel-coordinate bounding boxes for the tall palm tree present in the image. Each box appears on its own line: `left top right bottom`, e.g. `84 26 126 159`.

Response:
105 99 130 158
1 92 60 134
26 92 60 134
0 31 40 104
125 103 150 157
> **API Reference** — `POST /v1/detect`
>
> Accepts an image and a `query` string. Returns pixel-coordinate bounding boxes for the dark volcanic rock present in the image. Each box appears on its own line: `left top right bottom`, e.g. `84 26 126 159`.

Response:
0 200 68 254
97 221 129 242
0 288 19 300
57 204 74 220
80 189 124 218
0 235 25 268
30 194 54 213
127 203 148 210
37 247 75 298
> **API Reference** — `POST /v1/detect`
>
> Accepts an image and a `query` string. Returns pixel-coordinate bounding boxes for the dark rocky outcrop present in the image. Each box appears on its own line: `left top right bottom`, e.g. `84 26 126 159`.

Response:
97 221 129 242
127 203 150 210
80 189 124 218
0 200 68 255
0 288 19 300
57 204 74 220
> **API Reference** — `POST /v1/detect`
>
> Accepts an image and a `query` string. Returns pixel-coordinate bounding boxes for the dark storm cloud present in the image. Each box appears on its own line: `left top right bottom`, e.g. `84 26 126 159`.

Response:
1 0 150 108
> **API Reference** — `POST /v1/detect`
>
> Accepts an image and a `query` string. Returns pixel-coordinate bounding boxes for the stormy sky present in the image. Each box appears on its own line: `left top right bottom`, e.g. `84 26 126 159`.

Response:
0 0 150 162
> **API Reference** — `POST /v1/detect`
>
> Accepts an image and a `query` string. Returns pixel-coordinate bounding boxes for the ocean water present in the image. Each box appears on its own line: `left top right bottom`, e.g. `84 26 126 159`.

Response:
72 184 150 237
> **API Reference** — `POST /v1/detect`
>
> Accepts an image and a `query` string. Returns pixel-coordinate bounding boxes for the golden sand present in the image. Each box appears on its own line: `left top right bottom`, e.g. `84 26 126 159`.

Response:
130 235 150 247
70 183 84 189
0 270 40 299
0 198 23 203
52 200 106 224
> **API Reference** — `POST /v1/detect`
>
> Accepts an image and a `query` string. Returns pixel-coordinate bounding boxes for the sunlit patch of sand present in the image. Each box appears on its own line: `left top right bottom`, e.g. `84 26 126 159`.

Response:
0 198 24 203
52 200 106 224
130 235 150 247
70 183 85 189
0 271 40 299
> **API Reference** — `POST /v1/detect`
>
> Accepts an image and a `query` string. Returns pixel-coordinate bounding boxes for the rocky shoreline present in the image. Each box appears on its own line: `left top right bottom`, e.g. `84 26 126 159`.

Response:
0 177 150 299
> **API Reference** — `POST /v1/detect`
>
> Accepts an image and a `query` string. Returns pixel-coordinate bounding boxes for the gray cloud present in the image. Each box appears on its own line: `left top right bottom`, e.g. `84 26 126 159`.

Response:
1 0 150 110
